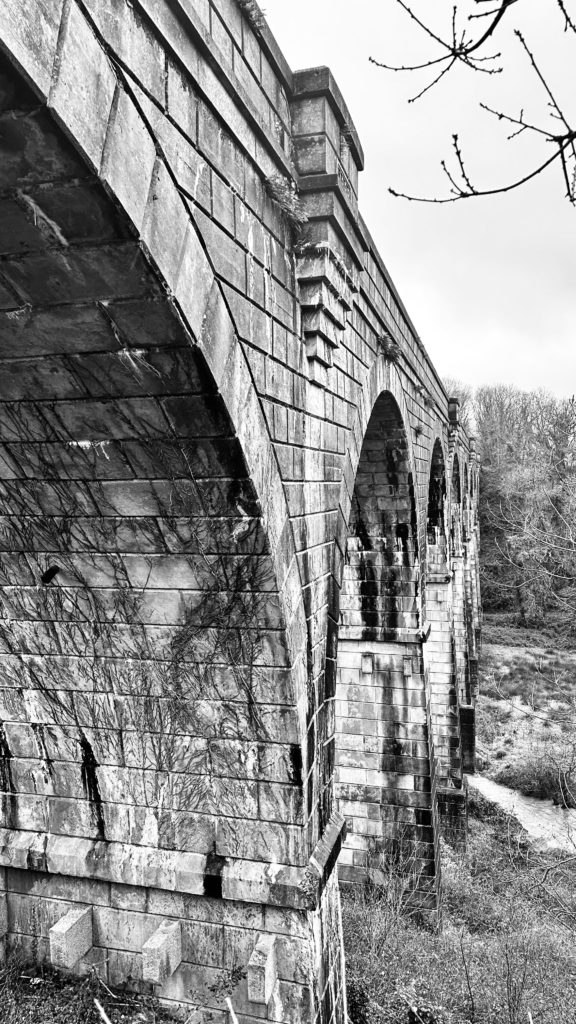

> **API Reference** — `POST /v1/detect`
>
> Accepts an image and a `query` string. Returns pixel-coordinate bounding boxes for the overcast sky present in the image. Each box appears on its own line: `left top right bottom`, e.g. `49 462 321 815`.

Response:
264 0 576 398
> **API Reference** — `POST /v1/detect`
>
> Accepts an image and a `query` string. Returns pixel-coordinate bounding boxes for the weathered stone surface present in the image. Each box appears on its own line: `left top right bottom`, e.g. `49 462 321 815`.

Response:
0 892 7 938
49 905 93 969
248 933 278 1005
142 918 182 984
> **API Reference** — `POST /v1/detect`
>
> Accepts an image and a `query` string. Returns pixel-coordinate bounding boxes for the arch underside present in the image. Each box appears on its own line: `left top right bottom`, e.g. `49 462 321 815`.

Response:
0 51 307 901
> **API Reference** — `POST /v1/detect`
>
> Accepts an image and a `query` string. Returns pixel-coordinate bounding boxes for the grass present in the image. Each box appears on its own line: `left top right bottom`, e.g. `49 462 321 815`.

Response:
482 612 576 652
0 959 173 1024
342 794 576 1024
475 632 576 806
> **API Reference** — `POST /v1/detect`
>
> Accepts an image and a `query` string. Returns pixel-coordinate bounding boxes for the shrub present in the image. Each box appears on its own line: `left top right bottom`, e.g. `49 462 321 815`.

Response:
495 747 576 807
343 802 576 1024
237 0 266 33
264 173 308 228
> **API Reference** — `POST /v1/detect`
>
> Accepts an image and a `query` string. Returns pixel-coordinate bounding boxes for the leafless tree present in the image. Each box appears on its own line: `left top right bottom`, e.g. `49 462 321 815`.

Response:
371 1 576 203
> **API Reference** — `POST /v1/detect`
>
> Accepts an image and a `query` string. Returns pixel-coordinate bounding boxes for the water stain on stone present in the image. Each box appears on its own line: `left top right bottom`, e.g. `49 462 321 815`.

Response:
0 720 17 829
31 722 54 783
79 732 106 841
289 743 303 787
204 847 226 898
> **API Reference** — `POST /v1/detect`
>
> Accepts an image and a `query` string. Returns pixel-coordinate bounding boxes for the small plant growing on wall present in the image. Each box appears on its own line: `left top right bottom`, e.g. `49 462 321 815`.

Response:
378 333 401 363
415 382 433 409
340 118 357 159
238 0 266 33
264 172 308 229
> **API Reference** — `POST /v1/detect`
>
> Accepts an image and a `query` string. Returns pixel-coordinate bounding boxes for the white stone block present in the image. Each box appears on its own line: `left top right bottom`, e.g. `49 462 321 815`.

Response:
0 893 7 938
247 934 278 1005
142 919 182 985
361 653 373 675
49 906 93 969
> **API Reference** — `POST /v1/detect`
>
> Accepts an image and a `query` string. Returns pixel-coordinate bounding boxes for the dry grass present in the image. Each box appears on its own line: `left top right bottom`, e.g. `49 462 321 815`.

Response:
476 639 576 805
482 613 576 652
0 958 173 1024
343 796 576 1024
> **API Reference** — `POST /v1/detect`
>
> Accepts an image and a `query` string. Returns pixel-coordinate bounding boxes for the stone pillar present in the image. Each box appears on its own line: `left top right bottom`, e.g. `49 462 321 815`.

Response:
423 575 462 791
336 639 441 910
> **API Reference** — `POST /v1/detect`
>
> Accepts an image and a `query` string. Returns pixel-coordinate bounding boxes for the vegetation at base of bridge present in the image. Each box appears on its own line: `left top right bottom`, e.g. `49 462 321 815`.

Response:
477 623 576 808
343 792 576 1024
451 379 576 807
342 378 576 1022
0 955 172 1024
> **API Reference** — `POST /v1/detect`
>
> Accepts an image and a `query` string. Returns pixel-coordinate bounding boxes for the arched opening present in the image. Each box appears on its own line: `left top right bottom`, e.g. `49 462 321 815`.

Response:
0 49 311 997
463 462 470 541
336 392 438 897
450 453 462 555
339 392 419 642
426 440 447 570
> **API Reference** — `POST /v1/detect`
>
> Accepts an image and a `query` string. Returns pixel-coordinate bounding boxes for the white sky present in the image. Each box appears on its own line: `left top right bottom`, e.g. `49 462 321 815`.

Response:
263 0 576 397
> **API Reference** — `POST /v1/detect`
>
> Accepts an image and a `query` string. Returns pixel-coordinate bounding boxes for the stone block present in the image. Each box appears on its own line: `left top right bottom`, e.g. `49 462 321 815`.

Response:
142 918 182 985
141 161 188 293
360 653 373 676
0 0 62 98
49 906 93 969
0 893 7 938
100 88 156 234
49 1 117 171
247 933 278 1005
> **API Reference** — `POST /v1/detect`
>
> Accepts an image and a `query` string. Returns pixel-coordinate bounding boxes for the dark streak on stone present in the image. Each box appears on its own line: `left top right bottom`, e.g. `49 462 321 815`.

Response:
79 732 106 840
289 743 303 787
40 564 60 585
385 445 399 490
0 719 17 829
31 722 54 782
204 848 226 898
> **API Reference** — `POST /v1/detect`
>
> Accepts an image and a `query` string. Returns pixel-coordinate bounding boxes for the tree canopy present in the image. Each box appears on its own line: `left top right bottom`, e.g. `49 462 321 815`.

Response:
449 382 576 633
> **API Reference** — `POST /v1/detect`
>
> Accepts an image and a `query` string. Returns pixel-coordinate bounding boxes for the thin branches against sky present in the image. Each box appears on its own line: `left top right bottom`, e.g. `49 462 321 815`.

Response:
264 0 576 397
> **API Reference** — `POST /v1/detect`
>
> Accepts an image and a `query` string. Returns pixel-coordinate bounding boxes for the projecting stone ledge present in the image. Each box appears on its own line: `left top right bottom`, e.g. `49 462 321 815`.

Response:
0 829 334 910
142 919 182 985
301 811 347 909
49 906 93 970
247 933 278 1005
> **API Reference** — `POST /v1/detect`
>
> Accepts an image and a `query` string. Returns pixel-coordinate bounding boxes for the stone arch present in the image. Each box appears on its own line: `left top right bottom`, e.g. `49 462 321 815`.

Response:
450 452 462 555
0 43 307 862
334 359 422 591
452 453 461 505
426 439 447 570
334 367 438 898
339 389 420 642
0 29 336 1023
0 6 309 698
463 461 470 539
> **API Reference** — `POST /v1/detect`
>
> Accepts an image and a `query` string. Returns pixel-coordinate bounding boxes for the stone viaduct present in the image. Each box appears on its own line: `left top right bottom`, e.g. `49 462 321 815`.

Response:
0 1 481 1022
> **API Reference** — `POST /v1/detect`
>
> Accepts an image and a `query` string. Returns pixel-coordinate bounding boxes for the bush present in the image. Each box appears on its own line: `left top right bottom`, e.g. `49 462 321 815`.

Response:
0 958 171 1024
342 806 576 1024
495 748 576 807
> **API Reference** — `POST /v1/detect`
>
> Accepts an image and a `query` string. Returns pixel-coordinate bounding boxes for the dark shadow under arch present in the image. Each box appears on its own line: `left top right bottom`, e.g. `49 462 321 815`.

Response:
427 439 447 567
339 391 419 641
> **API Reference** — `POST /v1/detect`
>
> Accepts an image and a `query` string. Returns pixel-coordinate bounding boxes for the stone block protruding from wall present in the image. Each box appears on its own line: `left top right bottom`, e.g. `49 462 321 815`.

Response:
49 907 93 971
142 920 182 986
